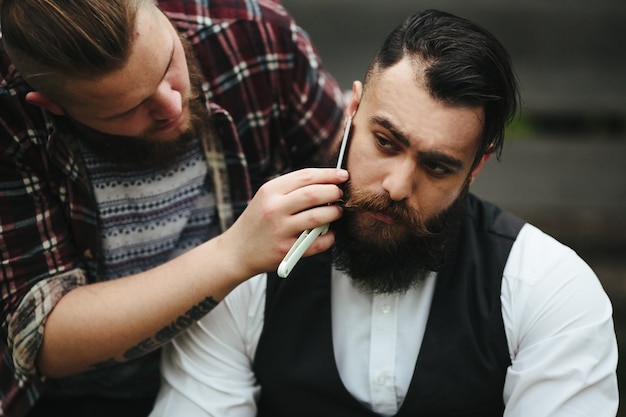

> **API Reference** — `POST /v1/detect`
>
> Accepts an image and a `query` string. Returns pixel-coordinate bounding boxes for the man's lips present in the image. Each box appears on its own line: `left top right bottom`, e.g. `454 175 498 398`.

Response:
370 211 396 225
155 113 184 132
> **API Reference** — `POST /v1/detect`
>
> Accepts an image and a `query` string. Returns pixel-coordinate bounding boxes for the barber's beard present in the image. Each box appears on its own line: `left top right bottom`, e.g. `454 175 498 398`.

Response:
56 36 207 169
60 99 205 168
332 181 468 295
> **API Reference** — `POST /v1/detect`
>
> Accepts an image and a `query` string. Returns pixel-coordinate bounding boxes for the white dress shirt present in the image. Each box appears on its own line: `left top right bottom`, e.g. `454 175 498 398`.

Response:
150 223 619 417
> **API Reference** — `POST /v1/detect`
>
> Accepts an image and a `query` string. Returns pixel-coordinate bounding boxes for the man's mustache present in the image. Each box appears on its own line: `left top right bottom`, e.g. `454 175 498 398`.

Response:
340 187 433 236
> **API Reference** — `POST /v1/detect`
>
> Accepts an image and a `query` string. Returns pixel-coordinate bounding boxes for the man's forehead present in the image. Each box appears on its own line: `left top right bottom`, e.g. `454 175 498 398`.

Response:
359 61 485 159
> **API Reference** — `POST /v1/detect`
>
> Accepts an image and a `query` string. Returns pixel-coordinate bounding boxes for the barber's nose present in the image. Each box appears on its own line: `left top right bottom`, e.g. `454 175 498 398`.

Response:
149 83 182 120
381 159 416 202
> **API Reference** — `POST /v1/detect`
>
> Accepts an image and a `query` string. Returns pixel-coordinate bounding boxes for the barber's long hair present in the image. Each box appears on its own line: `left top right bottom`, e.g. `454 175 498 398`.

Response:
365 9 520 160
1 0 147 100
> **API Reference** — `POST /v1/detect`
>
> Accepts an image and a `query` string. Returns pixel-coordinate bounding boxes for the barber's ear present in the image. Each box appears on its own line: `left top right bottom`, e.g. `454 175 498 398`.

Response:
25 92 65 115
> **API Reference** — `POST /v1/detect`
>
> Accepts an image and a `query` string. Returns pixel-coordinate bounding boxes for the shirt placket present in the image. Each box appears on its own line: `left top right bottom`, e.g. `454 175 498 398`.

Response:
369 294 399 415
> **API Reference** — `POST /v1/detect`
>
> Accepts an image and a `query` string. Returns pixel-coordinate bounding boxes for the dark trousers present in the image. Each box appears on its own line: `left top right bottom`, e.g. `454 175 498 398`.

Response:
27 395 155 417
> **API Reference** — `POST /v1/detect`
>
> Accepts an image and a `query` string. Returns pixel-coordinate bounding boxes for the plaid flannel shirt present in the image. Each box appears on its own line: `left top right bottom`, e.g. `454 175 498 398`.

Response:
0 0 344 415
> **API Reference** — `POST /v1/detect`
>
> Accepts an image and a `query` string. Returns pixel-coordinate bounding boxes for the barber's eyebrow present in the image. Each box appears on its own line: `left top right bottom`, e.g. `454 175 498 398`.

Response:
101 33 177 120
370 115 465 170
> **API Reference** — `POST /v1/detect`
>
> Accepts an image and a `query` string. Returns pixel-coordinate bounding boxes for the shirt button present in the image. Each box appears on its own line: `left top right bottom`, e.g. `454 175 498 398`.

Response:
381 304 391 313
377 374 390 385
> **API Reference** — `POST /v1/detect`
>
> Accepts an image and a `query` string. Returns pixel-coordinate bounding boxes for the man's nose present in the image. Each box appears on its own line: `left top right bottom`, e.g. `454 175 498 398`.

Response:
149 82 183 120
381 159 417 202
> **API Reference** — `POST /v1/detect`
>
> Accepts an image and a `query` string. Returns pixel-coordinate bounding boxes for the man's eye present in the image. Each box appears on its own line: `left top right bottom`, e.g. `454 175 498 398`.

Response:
117 110 135 120
110 106 140 120
424 160 452 176
376 136 396 150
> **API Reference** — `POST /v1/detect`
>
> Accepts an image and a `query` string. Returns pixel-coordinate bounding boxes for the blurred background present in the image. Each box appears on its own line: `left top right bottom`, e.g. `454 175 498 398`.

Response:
282 0 626 412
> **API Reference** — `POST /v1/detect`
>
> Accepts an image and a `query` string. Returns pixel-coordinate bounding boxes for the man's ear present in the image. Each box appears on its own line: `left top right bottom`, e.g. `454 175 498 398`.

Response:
470 152 491 185
468 152 492 186
346 80 363 118
25 92 65 115
470 143 496 185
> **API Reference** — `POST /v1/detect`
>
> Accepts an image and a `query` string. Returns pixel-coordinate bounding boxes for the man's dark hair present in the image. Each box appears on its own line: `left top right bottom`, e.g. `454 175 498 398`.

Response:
364 9 520 161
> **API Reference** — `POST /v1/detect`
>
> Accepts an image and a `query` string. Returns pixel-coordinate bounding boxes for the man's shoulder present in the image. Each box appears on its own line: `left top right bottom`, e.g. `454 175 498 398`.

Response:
466 194 577 260
509 222 584 275
466 193 526 241
158 0 292 29
0 66 50 154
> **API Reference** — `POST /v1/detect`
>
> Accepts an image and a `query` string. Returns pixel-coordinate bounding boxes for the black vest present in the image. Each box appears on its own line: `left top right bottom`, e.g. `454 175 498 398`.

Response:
254 194 525 417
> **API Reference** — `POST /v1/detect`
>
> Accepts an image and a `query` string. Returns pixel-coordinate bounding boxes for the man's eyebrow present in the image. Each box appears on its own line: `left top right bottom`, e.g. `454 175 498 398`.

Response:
370 115 465 170
418 150 465 170
370 115 411 147
101 32 177 120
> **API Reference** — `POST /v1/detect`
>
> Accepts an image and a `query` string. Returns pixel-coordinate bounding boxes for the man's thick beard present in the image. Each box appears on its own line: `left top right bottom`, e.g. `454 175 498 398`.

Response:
332 182 468 295
53 36 207 169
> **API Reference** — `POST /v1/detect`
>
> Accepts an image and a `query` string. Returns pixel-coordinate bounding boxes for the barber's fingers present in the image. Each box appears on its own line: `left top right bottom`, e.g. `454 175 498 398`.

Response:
279 182 345 215
225 168 348 272
284 203 344 233
263 168 348 195
253 168 347 217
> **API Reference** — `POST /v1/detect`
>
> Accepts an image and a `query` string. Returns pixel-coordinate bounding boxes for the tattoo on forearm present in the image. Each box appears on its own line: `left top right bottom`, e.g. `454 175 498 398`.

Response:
91 358 119 370
124 296 219 360
153 297 219 343
89 297 218 370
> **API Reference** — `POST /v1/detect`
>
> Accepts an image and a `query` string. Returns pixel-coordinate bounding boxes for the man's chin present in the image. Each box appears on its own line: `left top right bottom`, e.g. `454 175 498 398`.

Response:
332 189 468 295
332 234 436 295
151 108 193 141
150 122 191 143
56 118 193 168
60 98 204 167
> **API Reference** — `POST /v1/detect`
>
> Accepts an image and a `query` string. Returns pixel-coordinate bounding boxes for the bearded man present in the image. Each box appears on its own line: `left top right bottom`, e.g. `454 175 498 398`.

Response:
151 9 618 417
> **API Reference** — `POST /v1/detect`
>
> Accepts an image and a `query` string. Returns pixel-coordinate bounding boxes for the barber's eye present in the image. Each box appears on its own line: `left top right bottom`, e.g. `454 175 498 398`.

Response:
113 110 135 120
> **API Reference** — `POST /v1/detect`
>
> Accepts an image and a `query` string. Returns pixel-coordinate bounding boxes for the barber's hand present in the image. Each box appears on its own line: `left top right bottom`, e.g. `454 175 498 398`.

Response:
220 168 348 279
